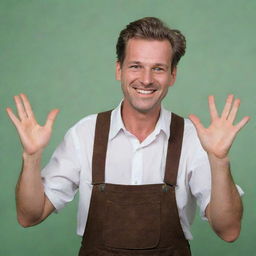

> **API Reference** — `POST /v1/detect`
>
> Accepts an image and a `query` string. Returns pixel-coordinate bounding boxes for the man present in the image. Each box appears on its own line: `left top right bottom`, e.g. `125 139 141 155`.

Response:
7 17 250 255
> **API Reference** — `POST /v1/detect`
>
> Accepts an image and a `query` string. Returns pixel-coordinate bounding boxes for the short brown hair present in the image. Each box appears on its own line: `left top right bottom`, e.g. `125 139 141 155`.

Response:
116 17 186 71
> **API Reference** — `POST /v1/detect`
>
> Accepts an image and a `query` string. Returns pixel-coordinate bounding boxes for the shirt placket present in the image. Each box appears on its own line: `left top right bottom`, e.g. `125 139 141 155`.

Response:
131 139 143 185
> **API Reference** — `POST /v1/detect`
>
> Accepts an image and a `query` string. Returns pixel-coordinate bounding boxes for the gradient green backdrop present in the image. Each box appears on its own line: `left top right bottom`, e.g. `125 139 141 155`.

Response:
0 1 255 255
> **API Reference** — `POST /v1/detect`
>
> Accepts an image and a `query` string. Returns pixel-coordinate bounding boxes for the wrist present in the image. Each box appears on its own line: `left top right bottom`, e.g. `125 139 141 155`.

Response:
208 153 230 170
208 152 229 160
22 150 43 161
208 153 230 165
21 150 43 174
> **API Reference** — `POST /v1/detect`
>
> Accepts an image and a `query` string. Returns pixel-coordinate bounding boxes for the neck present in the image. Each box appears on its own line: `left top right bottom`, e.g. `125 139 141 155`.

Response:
121 101 161 142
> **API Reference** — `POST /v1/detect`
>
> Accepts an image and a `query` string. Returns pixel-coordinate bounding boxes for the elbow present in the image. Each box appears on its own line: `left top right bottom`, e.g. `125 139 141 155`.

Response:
220 233 240 243
18 219 32 228
218 226 241 243
17 214 40 228
17 216 33 228
19 222 32 228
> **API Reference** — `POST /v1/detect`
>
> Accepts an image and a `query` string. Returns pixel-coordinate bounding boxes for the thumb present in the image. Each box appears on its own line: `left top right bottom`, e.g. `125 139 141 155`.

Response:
45 109 60 129
235 116 250 133
188 114 205 132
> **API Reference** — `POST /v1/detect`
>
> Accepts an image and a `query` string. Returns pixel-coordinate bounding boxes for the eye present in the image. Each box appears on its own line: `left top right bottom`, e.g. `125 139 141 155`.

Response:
129 64 141 69
153 67 164 72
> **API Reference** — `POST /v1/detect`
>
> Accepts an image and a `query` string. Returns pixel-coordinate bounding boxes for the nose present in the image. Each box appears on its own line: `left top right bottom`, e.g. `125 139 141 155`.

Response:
140 69 153 86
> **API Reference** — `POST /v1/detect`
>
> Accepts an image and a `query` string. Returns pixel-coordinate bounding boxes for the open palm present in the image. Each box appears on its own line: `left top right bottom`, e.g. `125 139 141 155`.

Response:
189 95 250 159
6 94 59 155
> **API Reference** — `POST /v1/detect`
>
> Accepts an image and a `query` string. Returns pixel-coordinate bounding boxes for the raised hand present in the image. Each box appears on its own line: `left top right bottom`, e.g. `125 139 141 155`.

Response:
6 93 59 155
189 95 250 159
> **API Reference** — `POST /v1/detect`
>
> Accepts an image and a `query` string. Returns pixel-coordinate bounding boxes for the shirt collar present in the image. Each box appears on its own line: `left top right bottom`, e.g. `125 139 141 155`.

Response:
109 101 171 141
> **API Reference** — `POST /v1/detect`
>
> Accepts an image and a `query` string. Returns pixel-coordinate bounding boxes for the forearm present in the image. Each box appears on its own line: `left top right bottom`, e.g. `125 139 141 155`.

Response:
207 154 242 242
16 151 45 226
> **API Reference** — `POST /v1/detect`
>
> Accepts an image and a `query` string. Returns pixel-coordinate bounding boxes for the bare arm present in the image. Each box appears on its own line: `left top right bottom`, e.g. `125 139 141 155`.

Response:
189 95 250 242
7 94 59 227
205 154 242 242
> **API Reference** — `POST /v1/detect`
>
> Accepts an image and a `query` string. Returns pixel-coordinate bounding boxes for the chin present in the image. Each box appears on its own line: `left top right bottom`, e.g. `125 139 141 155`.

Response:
132 103 159 114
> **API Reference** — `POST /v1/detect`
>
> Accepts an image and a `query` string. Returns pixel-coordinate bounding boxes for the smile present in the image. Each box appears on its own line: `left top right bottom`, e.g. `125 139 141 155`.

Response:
135 88 156 95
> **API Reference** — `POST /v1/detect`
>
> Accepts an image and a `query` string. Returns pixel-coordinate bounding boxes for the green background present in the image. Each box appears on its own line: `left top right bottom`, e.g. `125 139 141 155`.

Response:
0 0 255 255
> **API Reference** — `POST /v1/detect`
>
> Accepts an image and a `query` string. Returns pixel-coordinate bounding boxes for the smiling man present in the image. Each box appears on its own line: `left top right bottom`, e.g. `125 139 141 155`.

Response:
7 17 250 256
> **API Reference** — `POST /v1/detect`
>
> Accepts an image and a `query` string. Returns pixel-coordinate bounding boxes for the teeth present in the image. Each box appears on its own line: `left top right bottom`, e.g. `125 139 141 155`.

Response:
136 89 154 94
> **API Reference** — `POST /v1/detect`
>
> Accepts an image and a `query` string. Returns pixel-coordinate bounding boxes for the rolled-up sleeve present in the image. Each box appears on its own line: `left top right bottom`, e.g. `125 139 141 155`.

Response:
189 145 212 221
41 128 81 212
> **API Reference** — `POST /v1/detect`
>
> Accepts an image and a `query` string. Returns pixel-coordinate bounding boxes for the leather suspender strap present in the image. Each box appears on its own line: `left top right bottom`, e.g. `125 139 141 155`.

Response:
164 113 184 186
92 110 112 185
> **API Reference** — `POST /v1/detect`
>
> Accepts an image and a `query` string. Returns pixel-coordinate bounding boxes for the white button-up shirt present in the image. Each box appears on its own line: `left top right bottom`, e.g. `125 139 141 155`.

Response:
41 103 242 240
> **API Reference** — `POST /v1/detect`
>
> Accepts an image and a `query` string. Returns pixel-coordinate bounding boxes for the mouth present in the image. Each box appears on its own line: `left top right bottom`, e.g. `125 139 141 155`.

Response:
134 88 157 95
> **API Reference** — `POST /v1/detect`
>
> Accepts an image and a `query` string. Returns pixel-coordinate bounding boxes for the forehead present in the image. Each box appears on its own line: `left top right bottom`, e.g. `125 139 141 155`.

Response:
124 38 173 65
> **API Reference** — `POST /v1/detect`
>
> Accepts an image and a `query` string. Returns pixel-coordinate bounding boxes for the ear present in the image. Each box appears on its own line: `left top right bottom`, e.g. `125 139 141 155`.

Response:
169 67 177 87
115 61 121 81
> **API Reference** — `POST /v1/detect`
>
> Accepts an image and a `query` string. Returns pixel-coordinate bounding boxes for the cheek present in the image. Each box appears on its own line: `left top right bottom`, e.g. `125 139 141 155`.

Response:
163 74 175 86
122 72 138 83
157 75 170 85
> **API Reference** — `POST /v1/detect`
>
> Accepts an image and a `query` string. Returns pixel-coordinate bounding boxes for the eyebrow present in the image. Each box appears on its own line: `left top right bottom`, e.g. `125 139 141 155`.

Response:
127 61 141 65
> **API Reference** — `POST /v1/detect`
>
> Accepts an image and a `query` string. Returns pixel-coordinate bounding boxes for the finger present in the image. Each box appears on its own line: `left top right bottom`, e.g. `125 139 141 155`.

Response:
20 93 35 119
14 95 27 120
208 95 219 121
6 107 21 128
234 116 250 132
221 94 234 119
227 98 240 123
188 114 205 132
45 109 60 129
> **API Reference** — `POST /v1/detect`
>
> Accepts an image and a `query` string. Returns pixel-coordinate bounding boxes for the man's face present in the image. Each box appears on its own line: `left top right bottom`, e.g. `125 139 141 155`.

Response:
116 38 176 114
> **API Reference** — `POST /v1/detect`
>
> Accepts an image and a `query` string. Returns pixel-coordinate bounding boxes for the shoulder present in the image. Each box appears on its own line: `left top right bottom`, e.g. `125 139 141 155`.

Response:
61 114 99 149
183 118 201 146
170 114 203 152
168 111 197 139
183 118 197 138
182 117 208 163
68 114 98 136
162 108 199 142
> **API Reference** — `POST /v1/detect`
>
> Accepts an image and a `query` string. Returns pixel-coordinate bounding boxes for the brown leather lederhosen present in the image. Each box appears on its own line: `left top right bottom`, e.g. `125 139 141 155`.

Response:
78 111 191 256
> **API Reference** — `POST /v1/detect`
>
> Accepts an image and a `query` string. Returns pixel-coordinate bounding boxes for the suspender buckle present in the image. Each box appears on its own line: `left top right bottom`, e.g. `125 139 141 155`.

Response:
99 184 105 192
162 183 175 192
162 184 169 192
